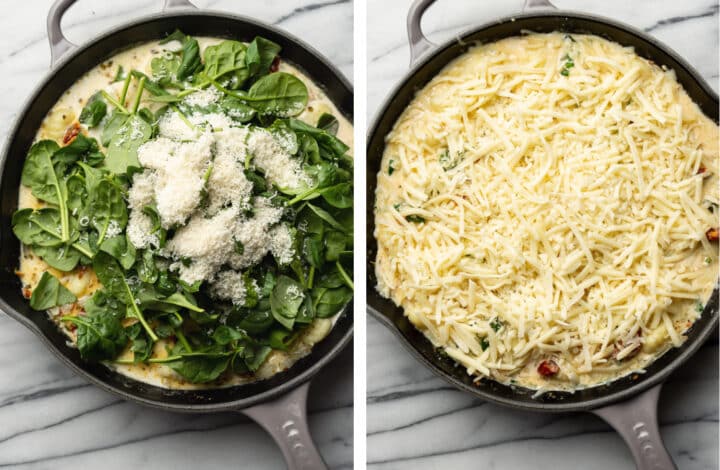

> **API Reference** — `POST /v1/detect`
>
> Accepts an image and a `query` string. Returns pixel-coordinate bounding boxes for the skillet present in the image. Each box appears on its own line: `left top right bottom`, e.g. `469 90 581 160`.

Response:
0 1 353 469
366 1 718 468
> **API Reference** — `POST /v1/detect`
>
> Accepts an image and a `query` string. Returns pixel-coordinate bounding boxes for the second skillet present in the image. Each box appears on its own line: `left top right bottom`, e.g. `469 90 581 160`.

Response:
366 1 718 469
0 1 353 469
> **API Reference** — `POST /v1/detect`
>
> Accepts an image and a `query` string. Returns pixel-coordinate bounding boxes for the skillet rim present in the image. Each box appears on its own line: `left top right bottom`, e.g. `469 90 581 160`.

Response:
366 8 719 412
0 8 354 412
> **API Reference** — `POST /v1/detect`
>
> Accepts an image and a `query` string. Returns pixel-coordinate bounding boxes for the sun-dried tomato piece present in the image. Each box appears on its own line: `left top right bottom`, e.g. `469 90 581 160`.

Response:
537 359 559 377
706 228 719 242
270 56 281 73
62 122 81 145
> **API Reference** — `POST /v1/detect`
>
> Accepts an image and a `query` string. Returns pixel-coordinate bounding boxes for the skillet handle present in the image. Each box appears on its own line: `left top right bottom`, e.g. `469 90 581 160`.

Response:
522 0 558 9
46 0 198 67
407 0 438 66
592 384 677 470
241 382 328 470
407 0 558 67
47 0 78 67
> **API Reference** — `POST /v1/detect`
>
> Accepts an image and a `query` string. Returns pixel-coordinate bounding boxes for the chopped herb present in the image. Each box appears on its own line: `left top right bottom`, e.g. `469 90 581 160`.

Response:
490 317 503 332
388 159 395 175
439 148 464 171
478 336 490 351
564 34 576 43
696 301 704 313
405 214 425 224
112 65 126 83
705 256 712 264
560 53 575 76
234 240 245 255
393 203 401 211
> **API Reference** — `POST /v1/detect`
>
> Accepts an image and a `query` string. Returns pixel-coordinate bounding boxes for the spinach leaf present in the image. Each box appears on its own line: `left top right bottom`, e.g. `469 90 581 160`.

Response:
105 114 152 174
101 110 129 147
79 92 107 128
312 285 352 318
159 29 188 45
166 352 230 383
136 249 159 284
29 272 77 310
99 233 136 270
12 208 89 270
268 119 299 154
317 113 339 135
243 72 308 117
324 231 346 261
203 40 249 88
236 309 274 335
53 133 105 166
63 312 127 361
220 96 256 122
125 323 153 362
20 141 72 242
287 118 349 160
244 345 272 371
212 325 246 345
270 275 305 329
176 36 202 81
269 328 296 350
245 37 281 80
151 55 180 86
320 182 352 209
93 252 158 341
88 179 128 246
304 203 346 232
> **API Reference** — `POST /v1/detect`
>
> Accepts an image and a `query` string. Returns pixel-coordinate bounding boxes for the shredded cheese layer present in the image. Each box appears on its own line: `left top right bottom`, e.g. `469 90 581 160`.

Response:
374 33 719 391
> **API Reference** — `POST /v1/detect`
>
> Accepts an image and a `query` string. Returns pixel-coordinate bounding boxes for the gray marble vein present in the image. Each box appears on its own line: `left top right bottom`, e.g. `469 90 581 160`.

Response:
367 1 719 469
0 1 352 468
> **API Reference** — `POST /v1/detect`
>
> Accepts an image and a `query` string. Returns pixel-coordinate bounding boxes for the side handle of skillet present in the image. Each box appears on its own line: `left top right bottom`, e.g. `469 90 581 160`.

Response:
242 382 328 470
406 0 557 66
593 384 676 470
47 0 197 67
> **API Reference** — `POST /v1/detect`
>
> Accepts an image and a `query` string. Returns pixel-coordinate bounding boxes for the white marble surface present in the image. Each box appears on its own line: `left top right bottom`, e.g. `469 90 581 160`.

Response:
0 1 352 469
367 1 719 469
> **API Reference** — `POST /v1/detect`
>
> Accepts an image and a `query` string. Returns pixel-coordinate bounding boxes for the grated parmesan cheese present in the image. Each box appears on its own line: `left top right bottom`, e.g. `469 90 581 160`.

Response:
246 128 310 190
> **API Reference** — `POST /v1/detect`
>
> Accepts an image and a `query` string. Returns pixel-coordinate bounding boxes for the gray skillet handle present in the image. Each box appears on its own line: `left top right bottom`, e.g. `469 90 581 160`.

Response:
47 0 77 67
407 0 437 66
242 382 327 470
592 384 677 470
47 0 198 67
407 0 557 66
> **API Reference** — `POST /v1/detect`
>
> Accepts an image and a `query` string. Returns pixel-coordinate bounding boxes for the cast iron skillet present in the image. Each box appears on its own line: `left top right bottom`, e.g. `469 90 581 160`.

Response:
366 0 718 468
0 1 353 469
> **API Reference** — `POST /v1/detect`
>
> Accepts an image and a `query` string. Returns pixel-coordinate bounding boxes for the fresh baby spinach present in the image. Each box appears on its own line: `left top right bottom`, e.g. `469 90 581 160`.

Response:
29 272 77 310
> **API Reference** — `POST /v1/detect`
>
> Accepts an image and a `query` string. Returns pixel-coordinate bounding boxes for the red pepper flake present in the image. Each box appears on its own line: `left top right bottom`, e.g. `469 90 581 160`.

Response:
62 122 81 145
537 359 559 377
270 56 281 73
698 166 707 174
706 228 719 242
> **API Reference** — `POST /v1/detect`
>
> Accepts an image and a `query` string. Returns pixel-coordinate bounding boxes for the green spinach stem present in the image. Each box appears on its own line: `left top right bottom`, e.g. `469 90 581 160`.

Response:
131 77 146 114
101 90 129 114
119 72 132 105
336 261 354 290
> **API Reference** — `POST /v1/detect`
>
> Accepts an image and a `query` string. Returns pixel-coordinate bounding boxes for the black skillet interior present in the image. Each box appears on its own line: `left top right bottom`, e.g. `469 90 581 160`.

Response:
0 11 353 411
366 11 719 412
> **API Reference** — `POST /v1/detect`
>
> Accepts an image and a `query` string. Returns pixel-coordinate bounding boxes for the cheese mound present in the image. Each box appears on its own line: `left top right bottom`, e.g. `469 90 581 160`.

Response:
374 33 719 391
126 107 299 294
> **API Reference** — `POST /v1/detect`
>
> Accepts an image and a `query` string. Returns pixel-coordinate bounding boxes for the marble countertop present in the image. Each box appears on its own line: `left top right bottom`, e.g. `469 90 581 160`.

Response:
0 1 352 469
367 1 718 469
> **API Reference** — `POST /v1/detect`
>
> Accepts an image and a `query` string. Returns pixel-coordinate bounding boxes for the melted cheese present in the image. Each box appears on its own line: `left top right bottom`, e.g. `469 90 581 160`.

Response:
374 33 719 391
18 37 353 390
